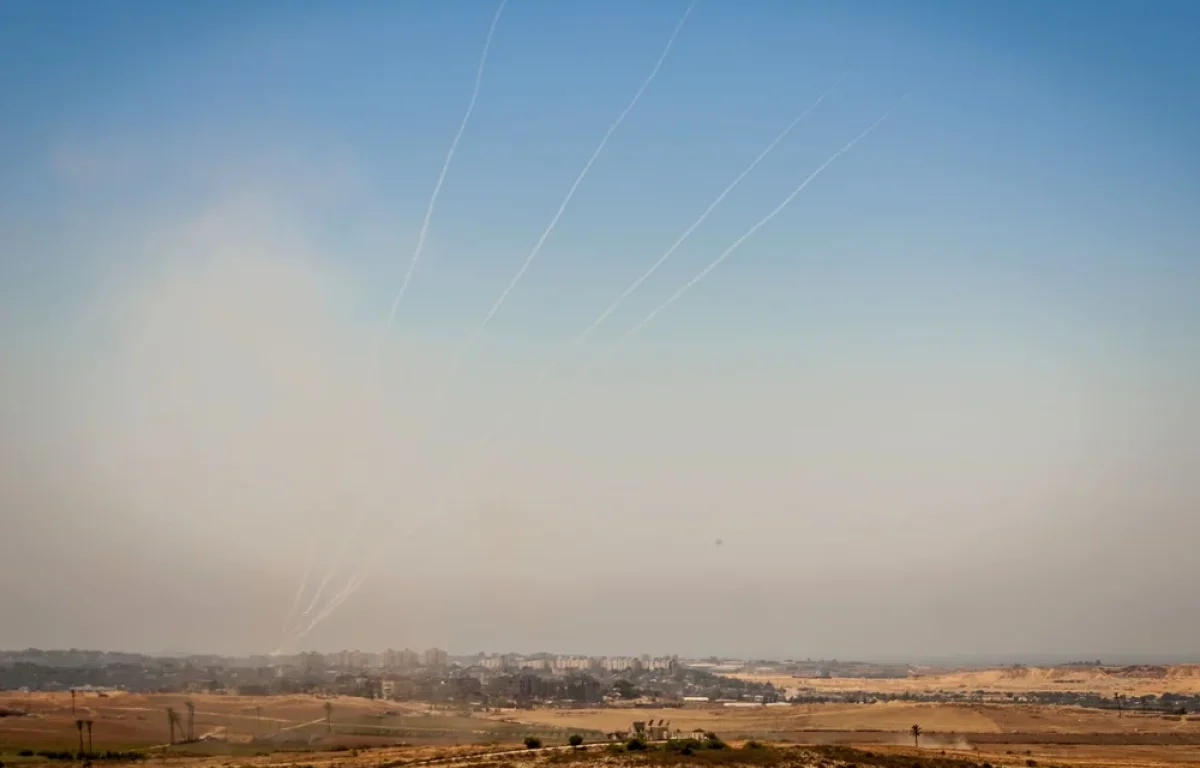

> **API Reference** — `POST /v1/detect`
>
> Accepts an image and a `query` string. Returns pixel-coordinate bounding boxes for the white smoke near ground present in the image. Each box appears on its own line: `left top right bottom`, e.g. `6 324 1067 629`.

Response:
283 0 509 647
3 88 1197 658
283 78 876 640
293 0 699 638
4 173 1197 656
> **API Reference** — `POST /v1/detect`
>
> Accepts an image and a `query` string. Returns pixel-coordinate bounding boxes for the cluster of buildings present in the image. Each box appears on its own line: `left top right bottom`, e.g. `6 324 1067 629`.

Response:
287 650 679 677
296 647 450 673
474 654 678 674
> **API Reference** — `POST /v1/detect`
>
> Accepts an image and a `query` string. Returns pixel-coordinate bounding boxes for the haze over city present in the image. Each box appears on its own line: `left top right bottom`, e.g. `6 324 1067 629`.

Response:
2 0 1198 665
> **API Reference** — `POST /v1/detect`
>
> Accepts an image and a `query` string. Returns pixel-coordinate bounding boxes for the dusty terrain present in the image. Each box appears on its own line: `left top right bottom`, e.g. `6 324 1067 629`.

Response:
4 691 1200 768
0 691 571 751
730 665 1200 697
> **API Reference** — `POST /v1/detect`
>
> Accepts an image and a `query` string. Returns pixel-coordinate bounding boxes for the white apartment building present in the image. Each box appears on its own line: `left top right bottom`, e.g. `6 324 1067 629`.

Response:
603 656 638 672
552 655 592 672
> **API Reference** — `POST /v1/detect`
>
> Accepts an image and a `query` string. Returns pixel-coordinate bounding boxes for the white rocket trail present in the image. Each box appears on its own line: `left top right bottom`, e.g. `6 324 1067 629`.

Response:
291 97 905 641
291 2 699 640
279 0 507 649
624 101 903 339
533 71 849 387
385 0 508 332
279 557 314 644
545 99 910 430
444 74 851 468
448 0 696 374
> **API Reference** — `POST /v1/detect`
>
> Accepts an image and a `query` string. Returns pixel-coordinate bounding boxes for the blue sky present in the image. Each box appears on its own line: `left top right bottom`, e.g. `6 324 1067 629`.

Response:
5 0 1197 341
2 1 1199 656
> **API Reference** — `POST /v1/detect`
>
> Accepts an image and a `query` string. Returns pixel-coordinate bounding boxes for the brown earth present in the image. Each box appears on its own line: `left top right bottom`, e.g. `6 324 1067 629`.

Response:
483 701 1200 738
730 665 1200 697
5 692 1200 768
0 691 557 751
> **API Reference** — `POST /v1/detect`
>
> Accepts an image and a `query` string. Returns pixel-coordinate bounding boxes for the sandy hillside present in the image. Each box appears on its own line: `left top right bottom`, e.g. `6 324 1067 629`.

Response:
731 665 1200 697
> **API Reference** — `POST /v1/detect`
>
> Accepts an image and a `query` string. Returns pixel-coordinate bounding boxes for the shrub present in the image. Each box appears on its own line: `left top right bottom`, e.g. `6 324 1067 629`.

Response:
704 736 727 750
568 735 583 749
523 737 542 750
18 750 34 757
626 737 648 752
743 741 763 750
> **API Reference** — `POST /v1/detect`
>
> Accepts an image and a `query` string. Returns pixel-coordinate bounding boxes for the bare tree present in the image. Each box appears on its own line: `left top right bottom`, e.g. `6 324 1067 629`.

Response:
910 724 922 748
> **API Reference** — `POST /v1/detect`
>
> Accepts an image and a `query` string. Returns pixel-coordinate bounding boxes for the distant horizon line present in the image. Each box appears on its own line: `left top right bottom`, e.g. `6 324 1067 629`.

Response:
5 647 1199 667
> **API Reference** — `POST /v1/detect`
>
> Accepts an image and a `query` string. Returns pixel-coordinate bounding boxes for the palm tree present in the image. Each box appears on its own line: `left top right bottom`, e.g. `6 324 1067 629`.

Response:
75 719 85 754
85 719 94 754
910 724 922 748
166 707 180 745
323 701 333 734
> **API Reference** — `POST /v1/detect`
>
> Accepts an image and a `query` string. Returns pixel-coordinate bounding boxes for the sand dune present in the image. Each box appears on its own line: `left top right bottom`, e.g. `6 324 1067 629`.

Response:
733 664 1200 696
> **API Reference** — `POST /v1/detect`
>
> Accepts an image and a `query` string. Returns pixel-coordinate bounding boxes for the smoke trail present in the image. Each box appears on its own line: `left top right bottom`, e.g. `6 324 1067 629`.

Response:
426 73 851 475
293 2 698 640
299 559 338 616
624 102 902 338
385 0 508 332
446 0 696 375
502 98 910 454
291 97 906 640
279 557 314 641
278 0 507 649
622 99 905 340
532 71 849 387
290 572 367 646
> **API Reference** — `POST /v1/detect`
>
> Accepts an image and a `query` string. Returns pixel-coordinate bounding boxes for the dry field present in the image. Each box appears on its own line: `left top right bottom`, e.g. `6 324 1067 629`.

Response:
5 691 1200 768
0 691 572 752
483 700 1200 739
484 702 1200 767
729 665 1200 697
3 734 1200 768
